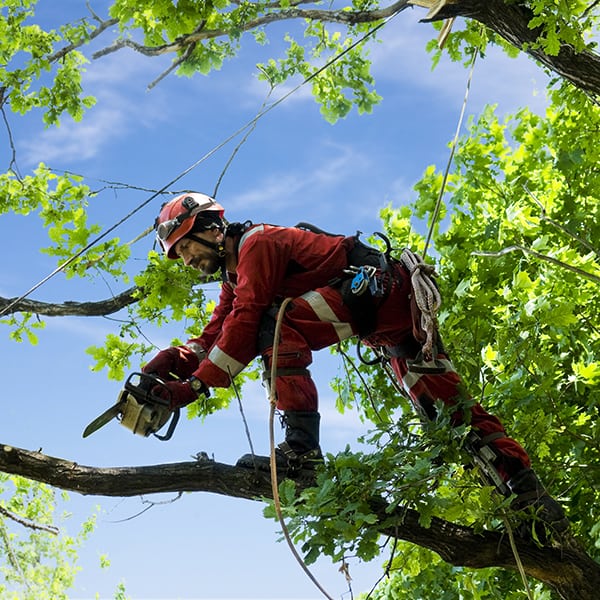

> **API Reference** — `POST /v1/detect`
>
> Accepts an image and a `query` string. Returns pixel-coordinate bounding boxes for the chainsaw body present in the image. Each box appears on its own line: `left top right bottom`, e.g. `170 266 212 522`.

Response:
83 372 180 441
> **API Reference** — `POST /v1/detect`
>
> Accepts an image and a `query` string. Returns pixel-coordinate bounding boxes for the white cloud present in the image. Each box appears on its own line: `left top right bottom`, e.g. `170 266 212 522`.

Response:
19 52 172 165
371 15 549 116
227 140 370 215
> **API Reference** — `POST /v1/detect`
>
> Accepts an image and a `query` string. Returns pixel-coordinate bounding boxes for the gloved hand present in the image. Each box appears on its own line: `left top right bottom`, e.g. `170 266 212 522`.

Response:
154 379 205 410
142 345 201 380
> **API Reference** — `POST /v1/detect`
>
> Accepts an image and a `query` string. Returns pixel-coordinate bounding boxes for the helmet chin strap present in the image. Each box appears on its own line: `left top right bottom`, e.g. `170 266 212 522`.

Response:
186 233 226 258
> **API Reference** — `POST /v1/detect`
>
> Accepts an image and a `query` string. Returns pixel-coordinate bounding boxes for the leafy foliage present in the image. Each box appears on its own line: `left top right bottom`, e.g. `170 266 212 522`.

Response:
1 0 600 598
0 0 95 125
0 474 95 599
263 81 600 598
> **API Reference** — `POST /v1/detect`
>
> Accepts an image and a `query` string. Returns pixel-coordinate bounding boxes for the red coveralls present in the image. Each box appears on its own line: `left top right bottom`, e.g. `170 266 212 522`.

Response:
190 223 530 481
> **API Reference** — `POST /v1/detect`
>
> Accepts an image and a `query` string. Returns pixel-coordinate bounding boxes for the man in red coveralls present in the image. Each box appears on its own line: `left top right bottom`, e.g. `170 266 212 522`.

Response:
144 192 567 533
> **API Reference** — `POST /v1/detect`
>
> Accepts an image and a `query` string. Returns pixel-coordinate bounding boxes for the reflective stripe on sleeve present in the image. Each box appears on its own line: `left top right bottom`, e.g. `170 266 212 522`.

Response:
208 345 246 378
300 290 353 341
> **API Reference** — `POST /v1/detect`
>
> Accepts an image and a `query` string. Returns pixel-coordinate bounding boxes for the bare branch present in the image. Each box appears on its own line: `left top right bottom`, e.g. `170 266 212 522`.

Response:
49 14 119 63
0 287 139 318
0 505 59 535
524 187 599 258
147 22 204 91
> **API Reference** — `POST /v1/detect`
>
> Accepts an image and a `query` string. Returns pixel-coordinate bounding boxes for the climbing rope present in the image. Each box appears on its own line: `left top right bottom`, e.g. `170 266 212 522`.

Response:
268 297 335 600
393 33 481 361
502 514 534 600
422 39 480 258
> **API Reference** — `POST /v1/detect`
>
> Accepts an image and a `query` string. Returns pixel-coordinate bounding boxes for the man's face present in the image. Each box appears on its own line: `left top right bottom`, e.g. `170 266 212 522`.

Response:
174 232 222 275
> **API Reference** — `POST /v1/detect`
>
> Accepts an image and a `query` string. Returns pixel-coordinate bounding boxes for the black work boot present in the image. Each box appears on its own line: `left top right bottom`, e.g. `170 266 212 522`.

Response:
236 410 323 479
507 468 569 540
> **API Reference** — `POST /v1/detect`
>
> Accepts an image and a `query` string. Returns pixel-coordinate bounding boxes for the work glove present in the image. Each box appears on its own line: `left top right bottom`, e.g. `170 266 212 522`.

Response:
154 379 208 410
142 345 202 381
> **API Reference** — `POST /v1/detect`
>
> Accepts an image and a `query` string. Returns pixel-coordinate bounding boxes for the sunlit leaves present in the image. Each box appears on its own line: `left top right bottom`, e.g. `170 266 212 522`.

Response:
0 166 126 280
0 474 97 599
407 84 600 571
257 20 381 123
428 0 597 68
86 332 139 381
0 313 45 345
0 0 95 125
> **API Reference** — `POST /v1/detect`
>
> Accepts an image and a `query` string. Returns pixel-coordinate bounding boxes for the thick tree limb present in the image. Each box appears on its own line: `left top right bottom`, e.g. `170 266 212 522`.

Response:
415 0 600 96
0 442 598 600
0 288 139 318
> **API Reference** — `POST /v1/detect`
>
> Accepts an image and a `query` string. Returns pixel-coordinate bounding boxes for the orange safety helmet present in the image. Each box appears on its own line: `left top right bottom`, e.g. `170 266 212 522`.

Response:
155 192 225 259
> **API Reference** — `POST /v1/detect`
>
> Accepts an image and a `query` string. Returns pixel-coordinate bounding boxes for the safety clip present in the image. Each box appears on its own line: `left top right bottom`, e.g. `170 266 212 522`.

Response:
345 265 384 297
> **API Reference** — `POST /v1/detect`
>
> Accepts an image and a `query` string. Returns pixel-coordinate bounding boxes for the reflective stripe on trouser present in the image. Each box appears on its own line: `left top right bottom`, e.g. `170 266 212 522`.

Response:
388 353 531 479
261 286 355 411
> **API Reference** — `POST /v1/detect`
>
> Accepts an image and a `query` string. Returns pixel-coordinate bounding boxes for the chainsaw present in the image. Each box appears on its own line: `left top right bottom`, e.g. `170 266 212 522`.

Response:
83 372 180 441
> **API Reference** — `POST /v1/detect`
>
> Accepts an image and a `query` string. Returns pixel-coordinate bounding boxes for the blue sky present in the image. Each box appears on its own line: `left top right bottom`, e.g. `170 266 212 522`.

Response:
0 2 550 598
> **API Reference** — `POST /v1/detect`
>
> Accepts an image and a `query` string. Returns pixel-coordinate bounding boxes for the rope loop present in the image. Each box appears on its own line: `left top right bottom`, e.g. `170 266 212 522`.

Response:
400 248 441 360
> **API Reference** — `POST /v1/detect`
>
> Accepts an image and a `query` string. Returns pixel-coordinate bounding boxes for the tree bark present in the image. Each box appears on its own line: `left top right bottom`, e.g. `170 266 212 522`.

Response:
0 288 139 317
419 0 600 96
1 442 598 600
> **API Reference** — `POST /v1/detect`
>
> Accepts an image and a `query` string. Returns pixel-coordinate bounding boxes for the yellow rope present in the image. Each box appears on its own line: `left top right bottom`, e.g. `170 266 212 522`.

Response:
502 514 534 600
269 297 335 600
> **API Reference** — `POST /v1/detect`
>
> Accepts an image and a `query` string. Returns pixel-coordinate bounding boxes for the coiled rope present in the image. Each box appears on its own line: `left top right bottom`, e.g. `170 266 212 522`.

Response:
399 248 441 360
396 37 481 360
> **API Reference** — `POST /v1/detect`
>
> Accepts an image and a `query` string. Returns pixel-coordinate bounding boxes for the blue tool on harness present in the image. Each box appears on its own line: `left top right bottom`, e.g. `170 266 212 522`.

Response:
347 265 386 297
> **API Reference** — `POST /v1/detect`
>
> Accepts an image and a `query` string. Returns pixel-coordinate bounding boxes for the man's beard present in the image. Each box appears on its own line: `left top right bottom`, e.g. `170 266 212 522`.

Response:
197 252 221 275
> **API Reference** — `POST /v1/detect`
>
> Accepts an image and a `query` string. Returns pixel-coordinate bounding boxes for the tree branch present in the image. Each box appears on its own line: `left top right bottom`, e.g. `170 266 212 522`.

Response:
49 8 119 63
472 246 600 285
92 1 411 59
0 287 139 318
0 442 598 600
87 1 600 96
414 0 600 96
0 505 59 535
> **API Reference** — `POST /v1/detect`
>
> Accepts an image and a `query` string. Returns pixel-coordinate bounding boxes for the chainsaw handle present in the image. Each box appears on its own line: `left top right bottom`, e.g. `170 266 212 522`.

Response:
124 372 172 407
153 408 180 441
